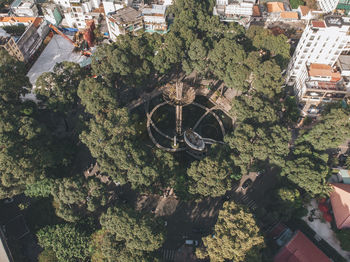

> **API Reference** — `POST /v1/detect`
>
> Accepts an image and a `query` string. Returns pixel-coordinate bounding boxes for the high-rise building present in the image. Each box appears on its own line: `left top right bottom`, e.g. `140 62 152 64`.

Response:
286 16 350 115
318 0 339 13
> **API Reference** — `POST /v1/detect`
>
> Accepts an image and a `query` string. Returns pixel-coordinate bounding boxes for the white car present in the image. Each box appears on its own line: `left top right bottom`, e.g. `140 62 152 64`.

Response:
185 240 198 246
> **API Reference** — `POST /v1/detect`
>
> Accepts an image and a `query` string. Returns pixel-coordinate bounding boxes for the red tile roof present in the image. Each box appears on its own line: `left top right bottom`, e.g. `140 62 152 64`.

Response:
280 11 299 19
308 64 341 81
330 183 350 229
252 5 261 17
299 5 310 16
274 231 331 262
312 20 326 28
267 2 285 13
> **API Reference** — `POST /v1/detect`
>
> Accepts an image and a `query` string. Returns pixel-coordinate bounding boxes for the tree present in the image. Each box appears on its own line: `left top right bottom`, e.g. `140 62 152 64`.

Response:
36 223 91 262
35 62 85 114
187 146 240 197
50 176 109 222
100 207 165 252
90 229 159 262
297 107 350 151
209 38 250 90
196 201 265 262
38 249 58 262
225 123 290 173
282 144 331 196
230 92 280 124
0 50 57 199
246 26 290 69
24 178 55 198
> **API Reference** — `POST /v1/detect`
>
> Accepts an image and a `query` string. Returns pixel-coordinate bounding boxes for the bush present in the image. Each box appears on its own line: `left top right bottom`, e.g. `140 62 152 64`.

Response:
290 0 305 9
336 229 350 251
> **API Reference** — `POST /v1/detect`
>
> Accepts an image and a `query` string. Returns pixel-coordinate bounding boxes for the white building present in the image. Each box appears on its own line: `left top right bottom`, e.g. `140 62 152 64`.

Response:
106 6 142 41
11 0 38 17
214 0 254 19
42 3 63 25
102 0 131 15
286 16 350 115
318 0 339 13
142 4 167 33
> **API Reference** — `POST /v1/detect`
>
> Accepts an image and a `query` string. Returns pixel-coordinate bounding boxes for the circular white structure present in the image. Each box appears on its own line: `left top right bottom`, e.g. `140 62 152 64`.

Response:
184 129 205 151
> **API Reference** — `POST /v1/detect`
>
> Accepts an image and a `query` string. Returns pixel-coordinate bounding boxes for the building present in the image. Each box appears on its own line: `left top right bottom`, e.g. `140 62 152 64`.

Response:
0 18 49 62
286 16 350 114
106 6 142 40
274 230 331 262
214 0 254 21
336 0 350 14
0 16 37 27
142 4 167 33
102 0 130 15
10 0 38 17
330 183 350 229
42 3 63 25
318 0 338 12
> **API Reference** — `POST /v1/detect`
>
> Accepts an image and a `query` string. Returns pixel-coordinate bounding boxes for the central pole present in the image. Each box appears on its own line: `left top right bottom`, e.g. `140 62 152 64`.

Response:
175 81 183 135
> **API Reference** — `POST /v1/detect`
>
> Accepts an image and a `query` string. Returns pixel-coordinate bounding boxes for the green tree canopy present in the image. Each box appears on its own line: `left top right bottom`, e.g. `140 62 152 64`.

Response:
100 207 165 252
36 223 91 262
297 107 350 151
196 201 265 262
50 176 109 222
187 145 240 197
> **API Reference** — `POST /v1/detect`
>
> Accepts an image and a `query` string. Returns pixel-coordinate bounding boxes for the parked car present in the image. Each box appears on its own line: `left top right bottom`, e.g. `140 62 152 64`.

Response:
185 240 198 246
242 179 252 190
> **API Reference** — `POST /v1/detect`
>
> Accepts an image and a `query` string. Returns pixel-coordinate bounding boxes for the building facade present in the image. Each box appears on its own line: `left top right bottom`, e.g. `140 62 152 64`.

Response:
106 6 142 41
0 18 49 62
142 4 167 33
214 0 254 21
11 0 38 17
286 16 350 115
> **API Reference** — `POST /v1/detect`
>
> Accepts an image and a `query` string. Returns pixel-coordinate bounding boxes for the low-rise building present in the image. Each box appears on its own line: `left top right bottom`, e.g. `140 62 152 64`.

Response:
274 230 331 262
214 0 254 22
11 0 38 17
42 3 63 25
0 17 49 62
142 4 167 33
330 183 350 229
103 0 130 15
106 6 142 40
0 16 37 27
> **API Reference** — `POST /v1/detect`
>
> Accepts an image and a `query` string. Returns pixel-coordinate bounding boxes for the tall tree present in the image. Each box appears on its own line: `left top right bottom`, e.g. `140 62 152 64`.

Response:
297 107 350 151
100 207 165 252
187 146 240 197
51 176 110 222
196 201 265 262
36 223 91 262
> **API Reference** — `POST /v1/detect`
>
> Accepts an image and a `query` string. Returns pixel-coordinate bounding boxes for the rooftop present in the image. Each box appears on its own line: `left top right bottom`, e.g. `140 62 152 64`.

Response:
267 2 285 13
142 4 166 15
0 16 36 24
252 5 261 16
308 63 341 81
311 20 326 28
298 5 310 16
280 11 298 19
338 55 350 71
274 231 331 262
109 7 142 24
330 183 350 229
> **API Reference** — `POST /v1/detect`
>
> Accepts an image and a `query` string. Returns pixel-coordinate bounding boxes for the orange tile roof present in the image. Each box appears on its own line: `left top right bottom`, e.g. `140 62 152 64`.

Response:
32 17 42 28
309 63 332 77
274 231 331 262
0 16 36 23
267 2 285 13
330 183 350 229
252 5 261 16
312 20 326 28
280 11 298 19
299 5 310 16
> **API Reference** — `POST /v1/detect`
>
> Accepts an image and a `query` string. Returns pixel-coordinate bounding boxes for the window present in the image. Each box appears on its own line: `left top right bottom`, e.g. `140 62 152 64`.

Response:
306 42 312 47
310 36 315 40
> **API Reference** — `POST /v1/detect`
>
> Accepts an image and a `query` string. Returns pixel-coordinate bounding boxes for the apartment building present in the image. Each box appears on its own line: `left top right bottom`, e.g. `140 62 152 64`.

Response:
103 0 130 15
11 0 38 17
42 3 63 25
142 4 167 33
106 6 142 40
318 0 338 13
286 16 350 115
0 18 49 62
214 0 255 20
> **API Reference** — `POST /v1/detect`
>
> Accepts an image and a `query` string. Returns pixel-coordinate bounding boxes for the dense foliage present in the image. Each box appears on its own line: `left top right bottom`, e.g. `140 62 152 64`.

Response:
196 201 265 262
